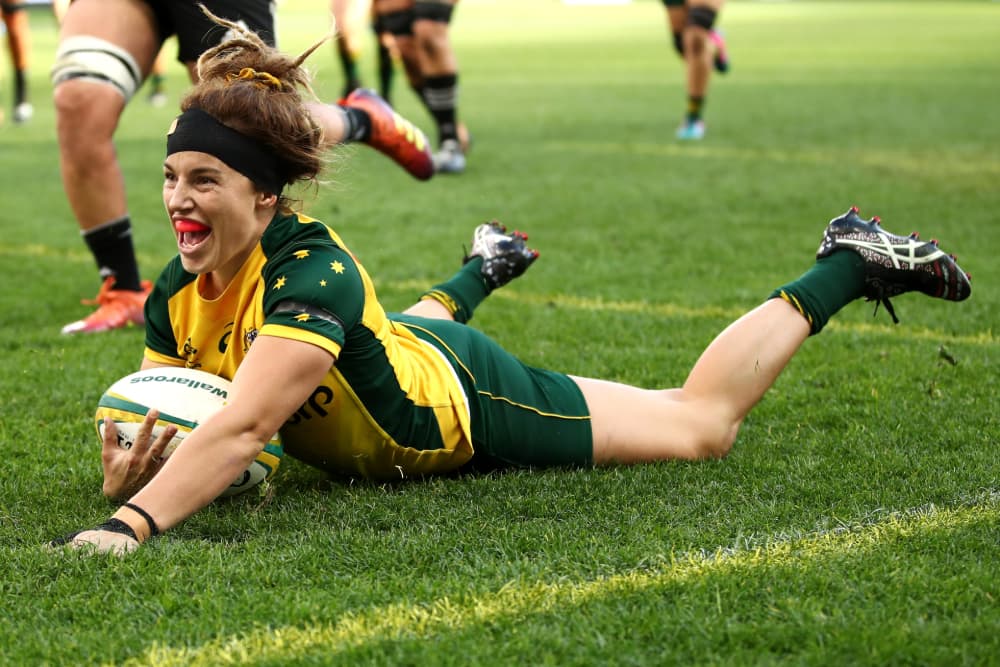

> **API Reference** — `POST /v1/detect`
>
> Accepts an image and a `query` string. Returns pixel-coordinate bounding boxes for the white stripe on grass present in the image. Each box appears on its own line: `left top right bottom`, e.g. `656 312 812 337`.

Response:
542 141 1000 185
391 278 996 347
123 490 998 667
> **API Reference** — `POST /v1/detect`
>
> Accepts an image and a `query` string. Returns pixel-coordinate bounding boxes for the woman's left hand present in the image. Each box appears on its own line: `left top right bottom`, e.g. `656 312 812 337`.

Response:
57 528 140 555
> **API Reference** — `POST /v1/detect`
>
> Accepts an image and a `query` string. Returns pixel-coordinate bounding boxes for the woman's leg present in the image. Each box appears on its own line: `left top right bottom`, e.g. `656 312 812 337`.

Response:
578 208 971 465
578 298 809 464
410 221 538 321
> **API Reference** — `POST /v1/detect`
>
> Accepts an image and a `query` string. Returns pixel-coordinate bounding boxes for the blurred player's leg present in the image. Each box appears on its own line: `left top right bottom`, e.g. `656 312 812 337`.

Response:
145 46 168 106
55 0 288 333
709 28 729 73
52 0 160 333
412 0 464 173
332 0 371 98
51 0 70 23
1 2 34 123
372 12 397 103
306 88 434 180
373 0 423 105
663 0 727 141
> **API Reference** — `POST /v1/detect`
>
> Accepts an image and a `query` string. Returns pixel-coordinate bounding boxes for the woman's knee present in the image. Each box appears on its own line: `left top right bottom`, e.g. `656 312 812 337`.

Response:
681 397 742 459
689 421 738 459
586 384 739 464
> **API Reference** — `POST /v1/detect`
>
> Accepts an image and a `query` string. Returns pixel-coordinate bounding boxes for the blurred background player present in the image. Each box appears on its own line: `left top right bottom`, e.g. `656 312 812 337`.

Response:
371 11 397 102
144 46 167 107
1 0 35 123
330 0 397 102
374 0 467 174
331 0 368 97
52 0 433 335
662 0 729 140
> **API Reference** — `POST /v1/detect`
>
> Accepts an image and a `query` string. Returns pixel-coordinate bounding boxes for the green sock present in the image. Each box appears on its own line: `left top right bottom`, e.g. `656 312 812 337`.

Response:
149 73 165 95
686 95 704 123
337 46 361 95
769 250 866 335
15 69 29 105
420 257 489 324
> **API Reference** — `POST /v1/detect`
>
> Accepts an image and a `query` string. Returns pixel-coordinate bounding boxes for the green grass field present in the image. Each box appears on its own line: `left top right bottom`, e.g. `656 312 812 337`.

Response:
1 0 998 664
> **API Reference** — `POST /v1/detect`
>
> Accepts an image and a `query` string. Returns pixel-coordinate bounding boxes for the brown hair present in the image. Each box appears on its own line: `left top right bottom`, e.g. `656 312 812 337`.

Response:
182 6 329 203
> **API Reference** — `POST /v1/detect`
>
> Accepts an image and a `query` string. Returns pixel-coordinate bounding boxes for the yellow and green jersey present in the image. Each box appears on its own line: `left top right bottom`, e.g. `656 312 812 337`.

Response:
145 211 594 479
144 211 474 478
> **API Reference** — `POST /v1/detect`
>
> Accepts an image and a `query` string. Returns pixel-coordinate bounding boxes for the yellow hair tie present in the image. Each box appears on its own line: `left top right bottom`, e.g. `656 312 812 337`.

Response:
225 67 282 90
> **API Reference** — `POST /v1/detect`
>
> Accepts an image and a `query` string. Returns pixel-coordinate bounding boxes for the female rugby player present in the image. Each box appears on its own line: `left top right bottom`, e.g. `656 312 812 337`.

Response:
54 11 971 554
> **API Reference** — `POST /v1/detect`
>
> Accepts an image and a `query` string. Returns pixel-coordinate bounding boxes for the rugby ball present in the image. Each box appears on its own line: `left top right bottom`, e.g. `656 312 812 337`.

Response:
95 367 283 498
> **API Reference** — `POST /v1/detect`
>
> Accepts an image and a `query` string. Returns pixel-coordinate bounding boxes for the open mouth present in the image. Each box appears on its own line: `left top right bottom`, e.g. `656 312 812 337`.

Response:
174 219 211 250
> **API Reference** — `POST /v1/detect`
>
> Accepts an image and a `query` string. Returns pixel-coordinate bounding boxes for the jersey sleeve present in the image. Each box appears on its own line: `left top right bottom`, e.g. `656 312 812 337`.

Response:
143 260 186 364
258 239 365 357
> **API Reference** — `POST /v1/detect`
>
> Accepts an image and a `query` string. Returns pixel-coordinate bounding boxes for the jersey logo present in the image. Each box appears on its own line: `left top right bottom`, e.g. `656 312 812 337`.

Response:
218 321 235 353
244 327 259 351
182 337 201 369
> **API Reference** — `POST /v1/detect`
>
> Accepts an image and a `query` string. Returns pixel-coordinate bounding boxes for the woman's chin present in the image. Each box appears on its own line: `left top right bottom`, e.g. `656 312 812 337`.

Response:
179 254 208 275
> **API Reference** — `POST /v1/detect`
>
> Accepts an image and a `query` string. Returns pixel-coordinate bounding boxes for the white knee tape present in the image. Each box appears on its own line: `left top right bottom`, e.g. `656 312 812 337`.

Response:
51 36 143 101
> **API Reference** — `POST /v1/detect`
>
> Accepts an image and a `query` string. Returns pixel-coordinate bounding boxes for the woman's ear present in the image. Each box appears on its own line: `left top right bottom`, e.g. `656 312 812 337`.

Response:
257 191 279 208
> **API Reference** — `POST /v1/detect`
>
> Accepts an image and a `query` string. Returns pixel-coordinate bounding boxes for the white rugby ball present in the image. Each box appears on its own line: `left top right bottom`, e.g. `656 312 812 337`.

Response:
95 367 283 498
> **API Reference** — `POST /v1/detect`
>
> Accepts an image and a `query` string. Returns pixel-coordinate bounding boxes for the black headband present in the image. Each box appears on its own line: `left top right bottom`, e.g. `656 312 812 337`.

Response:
166 108 287 194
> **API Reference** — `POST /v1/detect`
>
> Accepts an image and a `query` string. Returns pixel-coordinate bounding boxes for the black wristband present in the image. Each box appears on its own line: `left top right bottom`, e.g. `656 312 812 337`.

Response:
123 502 160 538
96 517 138 542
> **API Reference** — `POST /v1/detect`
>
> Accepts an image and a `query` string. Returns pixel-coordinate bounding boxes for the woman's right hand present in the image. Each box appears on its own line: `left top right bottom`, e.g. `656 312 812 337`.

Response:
100 410 176 500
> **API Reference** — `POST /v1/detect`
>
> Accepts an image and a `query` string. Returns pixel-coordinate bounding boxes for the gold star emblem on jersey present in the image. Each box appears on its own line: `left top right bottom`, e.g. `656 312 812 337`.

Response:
319 279 327 287
293 250 310 260
273 276 287 290
330 261 345 274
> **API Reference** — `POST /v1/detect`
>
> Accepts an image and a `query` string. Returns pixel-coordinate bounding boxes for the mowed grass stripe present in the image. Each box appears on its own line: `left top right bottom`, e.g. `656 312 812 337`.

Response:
123 494 999 667
10 245 991 347
541 141 1000 184
387 279 995 347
